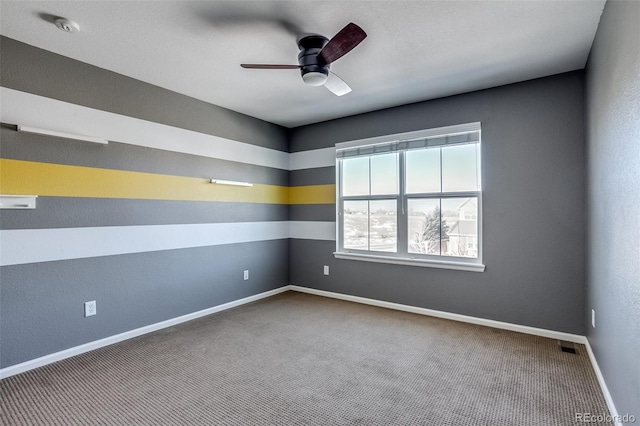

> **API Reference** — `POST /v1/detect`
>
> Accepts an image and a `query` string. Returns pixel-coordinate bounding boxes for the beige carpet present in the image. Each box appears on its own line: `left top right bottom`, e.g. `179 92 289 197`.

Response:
1 291 610 425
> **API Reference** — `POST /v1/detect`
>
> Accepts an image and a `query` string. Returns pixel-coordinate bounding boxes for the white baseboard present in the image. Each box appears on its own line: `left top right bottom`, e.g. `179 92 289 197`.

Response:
0 286 290 379
2 281 611 421
585 339 621 425
292 286 629 423
289 285 587 344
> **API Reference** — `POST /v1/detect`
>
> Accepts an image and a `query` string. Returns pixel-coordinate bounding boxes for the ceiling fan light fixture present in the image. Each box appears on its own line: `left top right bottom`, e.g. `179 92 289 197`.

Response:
302 71 328 86
240 22 366 95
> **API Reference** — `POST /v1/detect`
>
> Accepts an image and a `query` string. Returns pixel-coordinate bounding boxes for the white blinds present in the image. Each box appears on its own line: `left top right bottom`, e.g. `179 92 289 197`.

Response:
336 130 480 159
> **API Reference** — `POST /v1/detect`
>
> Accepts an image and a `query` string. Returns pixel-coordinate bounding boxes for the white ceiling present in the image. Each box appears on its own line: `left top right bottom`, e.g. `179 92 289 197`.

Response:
0 1 605 128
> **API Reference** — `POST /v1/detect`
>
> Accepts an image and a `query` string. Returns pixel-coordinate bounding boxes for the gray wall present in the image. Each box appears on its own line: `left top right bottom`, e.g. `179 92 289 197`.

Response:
289 72 587 335
585 0 640 418
0 38 289 368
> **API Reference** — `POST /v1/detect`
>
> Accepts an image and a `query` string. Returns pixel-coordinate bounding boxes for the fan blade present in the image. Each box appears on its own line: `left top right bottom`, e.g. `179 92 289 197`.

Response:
319 22 367 65
241 64 300 69
324 71 352 96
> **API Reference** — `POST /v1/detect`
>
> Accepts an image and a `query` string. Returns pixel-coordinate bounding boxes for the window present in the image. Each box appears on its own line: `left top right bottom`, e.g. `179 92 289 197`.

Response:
336 123 483 272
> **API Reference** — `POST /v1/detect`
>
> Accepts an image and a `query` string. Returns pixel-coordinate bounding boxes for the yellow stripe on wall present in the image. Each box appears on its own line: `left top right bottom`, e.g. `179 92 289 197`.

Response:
0 159 336 205
288 185 336 205
0 159 288 204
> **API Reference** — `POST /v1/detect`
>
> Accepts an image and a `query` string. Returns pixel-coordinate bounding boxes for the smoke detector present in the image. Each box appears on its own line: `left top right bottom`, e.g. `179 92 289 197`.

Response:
54 18 79 33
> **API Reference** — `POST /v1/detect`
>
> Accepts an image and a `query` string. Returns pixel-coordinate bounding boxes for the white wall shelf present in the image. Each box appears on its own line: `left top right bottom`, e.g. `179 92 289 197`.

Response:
0 195 38 209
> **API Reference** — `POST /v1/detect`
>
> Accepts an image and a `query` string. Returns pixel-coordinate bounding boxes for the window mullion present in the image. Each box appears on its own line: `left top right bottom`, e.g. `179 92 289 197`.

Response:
343 195 390 201
438 148 443 256
398 151 407 257
368 157 371 251
337 159 344 252
439 146 443 193
405 191 480 199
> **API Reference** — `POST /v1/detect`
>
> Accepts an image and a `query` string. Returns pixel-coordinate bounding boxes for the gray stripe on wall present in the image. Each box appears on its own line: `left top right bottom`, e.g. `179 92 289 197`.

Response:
0 128 289 186
289 166 336 187
289 205 336 222
1 197 289 230
0 239 289 368
0 36 287 151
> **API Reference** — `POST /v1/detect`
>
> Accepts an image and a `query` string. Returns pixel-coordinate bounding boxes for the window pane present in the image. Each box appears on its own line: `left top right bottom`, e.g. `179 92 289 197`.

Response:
406 148 440 194
407 199 441 255
442 197 478 258
370 200 397 252
442 144 479 192
371 154 399 195
342 157 369 196
343 201 369 250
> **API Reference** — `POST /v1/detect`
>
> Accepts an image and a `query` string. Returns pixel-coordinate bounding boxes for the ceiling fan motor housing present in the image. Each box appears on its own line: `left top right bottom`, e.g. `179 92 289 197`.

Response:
297 35 329 86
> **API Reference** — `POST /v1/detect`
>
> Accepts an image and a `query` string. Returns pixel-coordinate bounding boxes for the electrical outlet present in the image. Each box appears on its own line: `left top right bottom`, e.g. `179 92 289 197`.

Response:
592 309 596 328
323 265 329 275
244 270 249 280
85 300 96 317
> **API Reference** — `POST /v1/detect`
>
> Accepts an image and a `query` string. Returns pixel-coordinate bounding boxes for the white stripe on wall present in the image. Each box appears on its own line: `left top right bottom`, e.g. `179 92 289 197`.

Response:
289 221 336 241
2 88 342 172
0 221 335 266
0 222 289 266
1 88 289 171
289 147 336 170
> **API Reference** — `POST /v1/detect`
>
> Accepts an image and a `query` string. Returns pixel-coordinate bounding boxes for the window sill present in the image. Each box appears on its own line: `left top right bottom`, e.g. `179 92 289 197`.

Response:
333 252 485 272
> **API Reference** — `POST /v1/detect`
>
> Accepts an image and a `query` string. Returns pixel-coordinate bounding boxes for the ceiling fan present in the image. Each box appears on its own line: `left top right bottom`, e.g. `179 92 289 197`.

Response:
241 22 367 96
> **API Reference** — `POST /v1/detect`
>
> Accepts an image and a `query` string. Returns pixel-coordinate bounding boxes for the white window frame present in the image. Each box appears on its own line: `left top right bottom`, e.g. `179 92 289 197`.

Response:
334 122 485 272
